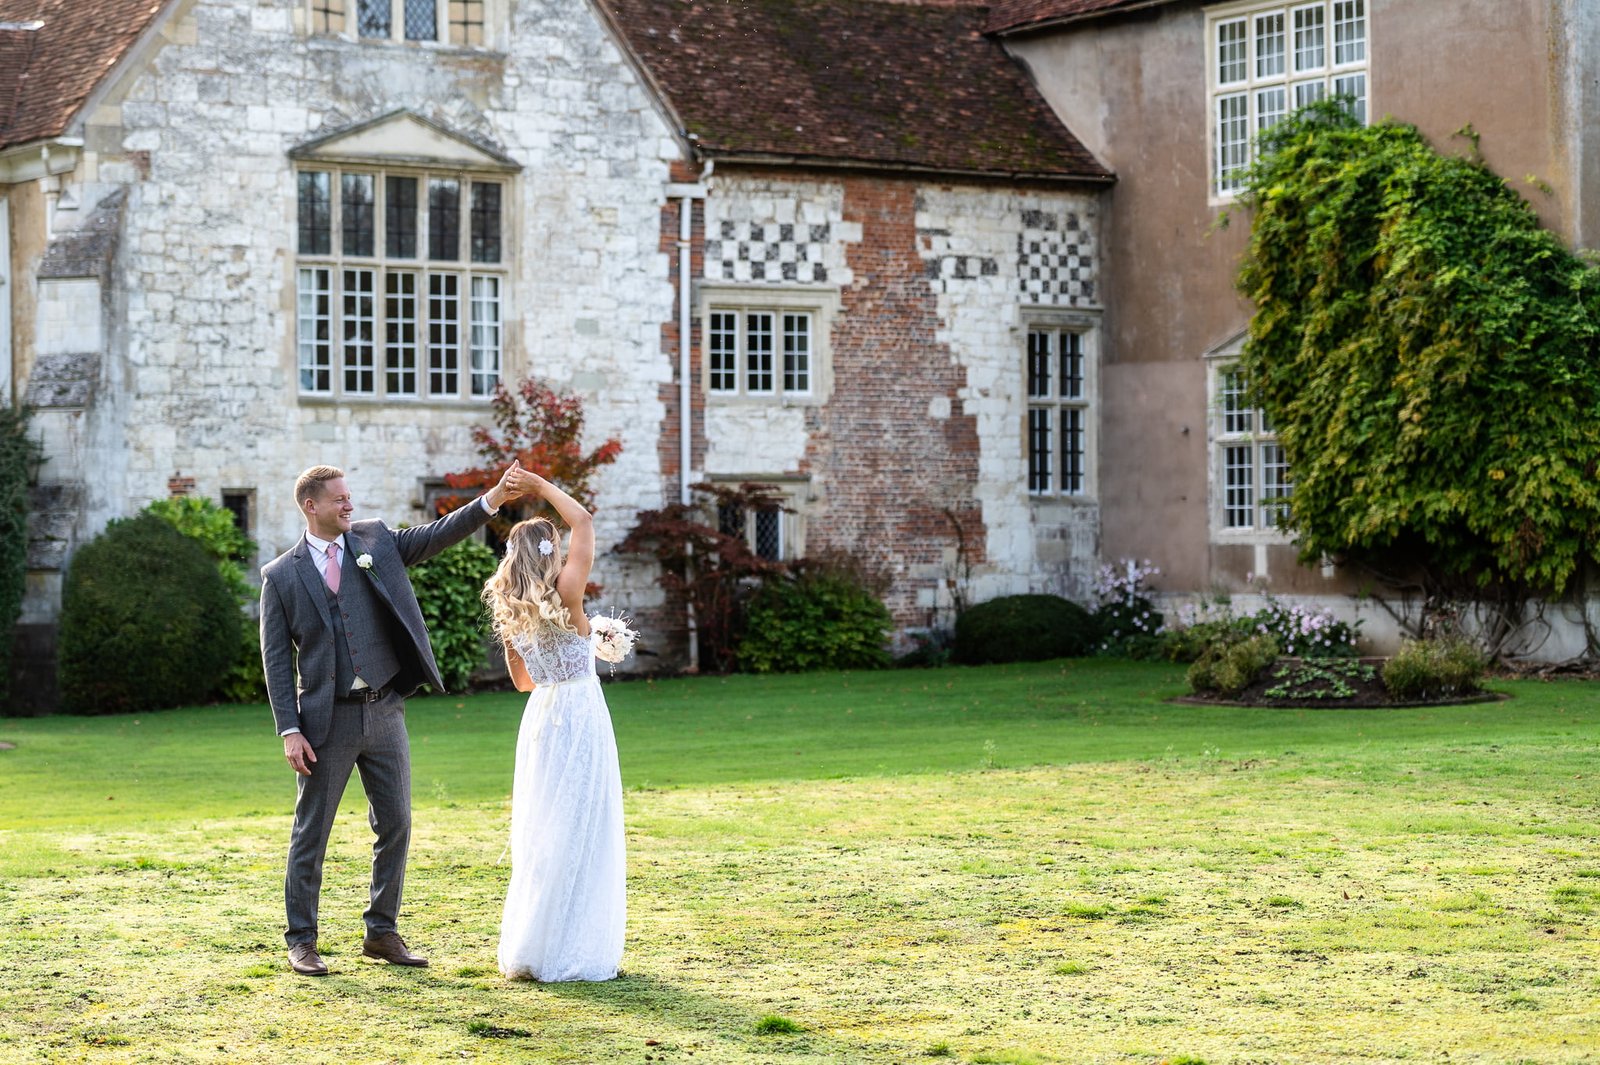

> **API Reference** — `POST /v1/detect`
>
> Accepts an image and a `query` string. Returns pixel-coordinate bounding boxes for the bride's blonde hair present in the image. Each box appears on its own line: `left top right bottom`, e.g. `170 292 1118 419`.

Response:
483 517 576 637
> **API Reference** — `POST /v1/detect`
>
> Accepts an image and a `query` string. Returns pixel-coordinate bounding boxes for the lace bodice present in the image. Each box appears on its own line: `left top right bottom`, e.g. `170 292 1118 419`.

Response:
510 621 595 685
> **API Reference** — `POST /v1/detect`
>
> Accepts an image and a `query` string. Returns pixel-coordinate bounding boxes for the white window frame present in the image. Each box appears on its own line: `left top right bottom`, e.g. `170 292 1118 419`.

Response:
305 0 498 48
707 476 810 562
1207 355 1293 539
294 163 508 404
1207 0 1369 201
698 284 837 405
1025 311 1100 502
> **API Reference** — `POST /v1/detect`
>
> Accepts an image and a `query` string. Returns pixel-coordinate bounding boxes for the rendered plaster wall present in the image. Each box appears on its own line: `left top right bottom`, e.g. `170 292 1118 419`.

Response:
39 0 680 631
1006 0 1586 614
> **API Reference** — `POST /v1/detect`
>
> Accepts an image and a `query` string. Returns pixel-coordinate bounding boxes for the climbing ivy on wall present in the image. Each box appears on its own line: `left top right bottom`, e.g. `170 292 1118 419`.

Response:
1235 103 1600 620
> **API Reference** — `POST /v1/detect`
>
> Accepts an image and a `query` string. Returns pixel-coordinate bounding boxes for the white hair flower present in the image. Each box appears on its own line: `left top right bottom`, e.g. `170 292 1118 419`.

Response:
538 538 555 556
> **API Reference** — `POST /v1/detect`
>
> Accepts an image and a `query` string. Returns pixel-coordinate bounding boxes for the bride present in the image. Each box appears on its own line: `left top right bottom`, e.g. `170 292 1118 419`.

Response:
482 471 624 981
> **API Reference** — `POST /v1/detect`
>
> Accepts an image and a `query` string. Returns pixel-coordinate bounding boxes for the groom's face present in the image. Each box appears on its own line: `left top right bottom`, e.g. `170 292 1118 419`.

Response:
305 477 355 539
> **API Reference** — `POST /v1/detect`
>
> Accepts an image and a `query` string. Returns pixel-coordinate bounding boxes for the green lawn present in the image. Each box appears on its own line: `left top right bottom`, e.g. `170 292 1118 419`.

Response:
1 659 1597 1063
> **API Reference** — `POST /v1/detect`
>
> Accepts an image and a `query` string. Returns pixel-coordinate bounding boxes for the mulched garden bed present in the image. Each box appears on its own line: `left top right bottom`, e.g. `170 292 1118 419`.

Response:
1174 656 1509 709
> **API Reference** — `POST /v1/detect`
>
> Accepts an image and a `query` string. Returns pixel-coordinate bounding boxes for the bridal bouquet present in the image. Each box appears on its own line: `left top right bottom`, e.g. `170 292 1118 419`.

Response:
589 614 639 664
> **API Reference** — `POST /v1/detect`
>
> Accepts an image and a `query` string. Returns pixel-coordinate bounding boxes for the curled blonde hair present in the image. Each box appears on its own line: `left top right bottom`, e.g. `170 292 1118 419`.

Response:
484 517 576 638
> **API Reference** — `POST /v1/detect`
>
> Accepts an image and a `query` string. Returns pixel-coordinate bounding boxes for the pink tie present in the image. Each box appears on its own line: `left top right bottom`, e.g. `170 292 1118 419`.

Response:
325 543 341 594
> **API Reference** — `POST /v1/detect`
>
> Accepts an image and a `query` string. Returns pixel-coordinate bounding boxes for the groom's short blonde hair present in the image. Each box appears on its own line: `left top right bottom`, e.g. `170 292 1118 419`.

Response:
294 465 345 508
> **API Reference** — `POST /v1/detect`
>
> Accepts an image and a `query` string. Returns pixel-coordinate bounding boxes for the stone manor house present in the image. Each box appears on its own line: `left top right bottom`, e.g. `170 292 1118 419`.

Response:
3 0 1597 696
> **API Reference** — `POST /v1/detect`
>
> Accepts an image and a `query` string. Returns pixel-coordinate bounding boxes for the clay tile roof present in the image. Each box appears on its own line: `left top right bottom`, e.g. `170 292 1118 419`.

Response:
602 0 1111 182
985 0 1182 35
0 0 167 151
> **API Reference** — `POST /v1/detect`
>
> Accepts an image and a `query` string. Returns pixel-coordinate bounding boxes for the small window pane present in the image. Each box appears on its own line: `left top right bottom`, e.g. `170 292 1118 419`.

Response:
470 182 501 264
312 0 346 34
1257 87 1287 134
709 312 738 392
1028 407 1052 494
1027 331 1051 398
746 312 774 393
470 275 501 397
783 313 810 394
448 0 484 45
1255 12 1286 79
1262 443 1293 527
1293 80 1327 109
717 503 743 539
356 0 390 37
1333 0 1365 64
341 173 375 257
428 272 461 396
1217 18 1247 84
1216 93 1249 193
1062 408 1084 495
429 178 461 261
404 0 437 40
385 271 419 395
1221 369 1254 434
297 172 331 255
1060 331 1083 400
1225 444 1255 528
1334 73 1367 124
386 176 417 258
297 267 332 392
754 508 783 561
1293 5 1325 71
342 268 377 394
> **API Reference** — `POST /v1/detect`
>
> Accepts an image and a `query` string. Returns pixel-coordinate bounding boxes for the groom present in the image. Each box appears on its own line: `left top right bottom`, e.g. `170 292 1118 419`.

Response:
261 462 526 976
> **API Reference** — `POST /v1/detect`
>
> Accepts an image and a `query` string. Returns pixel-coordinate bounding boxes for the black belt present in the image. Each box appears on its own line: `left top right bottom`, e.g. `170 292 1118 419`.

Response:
335 684 390 704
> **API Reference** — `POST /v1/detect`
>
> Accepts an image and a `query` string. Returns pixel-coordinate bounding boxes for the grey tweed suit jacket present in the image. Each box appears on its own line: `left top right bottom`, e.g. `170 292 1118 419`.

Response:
259 501 493 745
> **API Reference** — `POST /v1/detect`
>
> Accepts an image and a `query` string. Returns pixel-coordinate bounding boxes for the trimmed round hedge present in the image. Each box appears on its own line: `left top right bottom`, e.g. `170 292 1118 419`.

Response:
953 594 1097 665
737 569 893 673
58 513 241 714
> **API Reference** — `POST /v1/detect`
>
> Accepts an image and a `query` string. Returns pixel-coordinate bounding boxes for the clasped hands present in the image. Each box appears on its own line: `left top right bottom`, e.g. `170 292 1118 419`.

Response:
486 460 547 511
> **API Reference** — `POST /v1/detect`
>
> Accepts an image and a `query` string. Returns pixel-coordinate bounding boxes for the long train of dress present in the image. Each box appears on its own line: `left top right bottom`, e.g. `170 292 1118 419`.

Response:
498 624 625 982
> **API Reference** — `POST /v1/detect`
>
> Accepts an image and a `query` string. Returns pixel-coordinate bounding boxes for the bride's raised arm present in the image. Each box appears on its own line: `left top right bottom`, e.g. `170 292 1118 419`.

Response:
524 471 594 627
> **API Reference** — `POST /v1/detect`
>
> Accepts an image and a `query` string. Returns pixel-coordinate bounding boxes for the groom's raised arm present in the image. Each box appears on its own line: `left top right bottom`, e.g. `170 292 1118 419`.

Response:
391 463 524 567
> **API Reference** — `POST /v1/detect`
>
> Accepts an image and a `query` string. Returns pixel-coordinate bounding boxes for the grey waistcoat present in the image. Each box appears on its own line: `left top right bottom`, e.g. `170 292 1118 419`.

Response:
325 548 402 695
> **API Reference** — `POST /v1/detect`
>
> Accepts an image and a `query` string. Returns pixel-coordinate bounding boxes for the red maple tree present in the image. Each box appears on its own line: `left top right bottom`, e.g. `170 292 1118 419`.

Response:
438 378 623 538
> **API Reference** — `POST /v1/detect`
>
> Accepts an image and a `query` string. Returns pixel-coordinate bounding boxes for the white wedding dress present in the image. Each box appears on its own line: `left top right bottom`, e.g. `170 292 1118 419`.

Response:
498 620 625 981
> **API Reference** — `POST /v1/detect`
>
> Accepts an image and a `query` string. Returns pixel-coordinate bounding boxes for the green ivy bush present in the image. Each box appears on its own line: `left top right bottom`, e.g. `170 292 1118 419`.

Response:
952 594 1097 665
1382 638 1487 701
737 562 893 673
407 537 500 691
145 496 265 702
0 407 38 705
58 514 241 713
1186 634 1280 697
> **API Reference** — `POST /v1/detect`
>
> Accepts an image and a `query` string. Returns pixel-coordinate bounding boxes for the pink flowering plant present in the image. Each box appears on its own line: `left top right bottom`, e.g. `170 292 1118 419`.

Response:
1092 559 1166 657
1166 575 1360 661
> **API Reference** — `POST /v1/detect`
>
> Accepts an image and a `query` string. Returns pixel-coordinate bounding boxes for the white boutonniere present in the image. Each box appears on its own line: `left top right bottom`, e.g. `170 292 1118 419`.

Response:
356 553 374 571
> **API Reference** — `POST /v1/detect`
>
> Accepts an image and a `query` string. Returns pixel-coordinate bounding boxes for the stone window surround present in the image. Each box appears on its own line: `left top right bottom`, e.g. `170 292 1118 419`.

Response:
1204 348 1293 543
293 161 509 406
305 0 501 50
1023 307 1101 505
1207 0 1369 202
705 473 811 562
697 283 839 407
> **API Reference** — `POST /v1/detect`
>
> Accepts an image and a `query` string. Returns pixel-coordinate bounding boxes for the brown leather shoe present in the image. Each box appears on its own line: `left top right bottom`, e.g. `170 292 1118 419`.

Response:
361 931 428 967
288 943 328 976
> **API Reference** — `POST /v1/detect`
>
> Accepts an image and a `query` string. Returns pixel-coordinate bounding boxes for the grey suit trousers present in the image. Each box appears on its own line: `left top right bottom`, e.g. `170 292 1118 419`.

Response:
284 688 410 946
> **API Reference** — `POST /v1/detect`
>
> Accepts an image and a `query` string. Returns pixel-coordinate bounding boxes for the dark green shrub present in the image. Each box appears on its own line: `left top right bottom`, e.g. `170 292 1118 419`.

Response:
407 537 500 691
145 496 264 702
952 594 1097 665
895 628 953 669
1382 638 1487 701
1186 634 1280 696
737 565 893 673
1161 618 1249 663
0 407 38 706
58 513 241 713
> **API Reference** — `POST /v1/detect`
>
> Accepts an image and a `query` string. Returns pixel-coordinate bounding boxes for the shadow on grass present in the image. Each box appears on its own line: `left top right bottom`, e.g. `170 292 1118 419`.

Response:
538 971 887 1058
